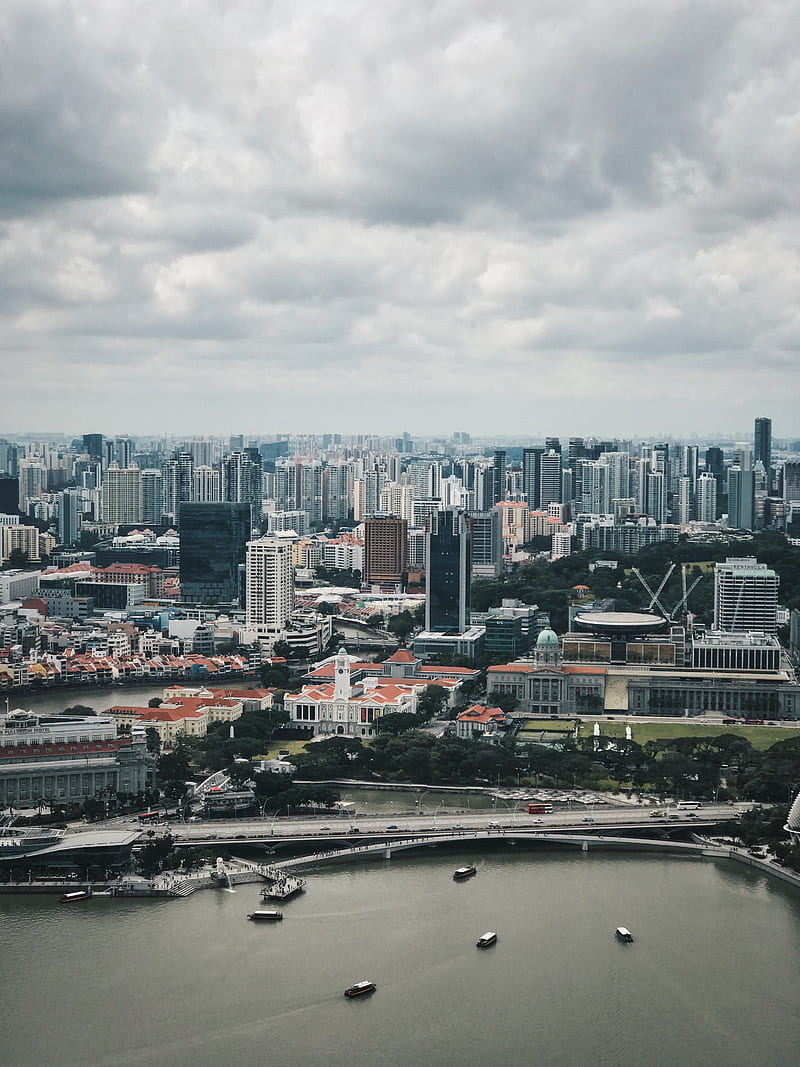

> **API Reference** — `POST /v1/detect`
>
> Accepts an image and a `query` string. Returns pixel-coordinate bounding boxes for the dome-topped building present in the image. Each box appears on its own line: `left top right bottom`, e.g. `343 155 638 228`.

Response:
534 627 560 665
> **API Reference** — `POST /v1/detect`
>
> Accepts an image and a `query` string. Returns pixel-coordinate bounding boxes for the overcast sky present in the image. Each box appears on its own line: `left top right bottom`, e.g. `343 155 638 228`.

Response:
2 0 799 440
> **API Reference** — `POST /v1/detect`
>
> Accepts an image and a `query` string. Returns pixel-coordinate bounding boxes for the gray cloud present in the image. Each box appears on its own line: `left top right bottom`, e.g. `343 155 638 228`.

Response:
1 0 799 437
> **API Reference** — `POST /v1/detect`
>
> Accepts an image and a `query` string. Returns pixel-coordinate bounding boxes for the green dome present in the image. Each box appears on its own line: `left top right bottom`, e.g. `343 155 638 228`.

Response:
536 628 559 647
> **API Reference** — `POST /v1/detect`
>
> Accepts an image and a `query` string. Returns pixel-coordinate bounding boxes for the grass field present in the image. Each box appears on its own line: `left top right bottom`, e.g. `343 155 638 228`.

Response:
576 720 799 750
517 719 576 733
256 738 315 761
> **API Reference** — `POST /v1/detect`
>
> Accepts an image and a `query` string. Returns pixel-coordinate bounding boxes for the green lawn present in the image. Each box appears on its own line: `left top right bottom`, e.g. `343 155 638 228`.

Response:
256 738 315 761
577 720 799 751
517 719 575 733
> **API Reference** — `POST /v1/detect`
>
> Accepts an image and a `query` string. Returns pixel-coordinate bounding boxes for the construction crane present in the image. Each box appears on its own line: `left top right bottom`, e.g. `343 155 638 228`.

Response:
631 562 703 622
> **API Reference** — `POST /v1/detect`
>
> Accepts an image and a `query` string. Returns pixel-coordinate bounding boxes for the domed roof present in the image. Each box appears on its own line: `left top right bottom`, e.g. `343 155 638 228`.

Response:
536 628 559 647
787 792 800 831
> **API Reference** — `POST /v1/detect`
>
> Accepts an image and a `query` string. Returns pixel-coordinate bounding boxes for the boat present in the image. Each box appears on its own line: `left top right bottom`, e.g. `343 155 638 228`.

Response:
60 890 90 903
247 910 283 922
453 865 477 880
615 927 634 943
344 980 377 998
262 876 306 901
476 931 497 948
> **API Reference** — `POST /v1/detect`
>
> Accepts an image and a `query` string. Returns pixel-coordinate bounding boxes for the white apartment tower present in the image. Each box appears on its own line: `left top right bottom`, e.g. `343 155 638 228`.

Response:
246 535 295 641
101 463 143 524
713 557 779 635
696 472 717 523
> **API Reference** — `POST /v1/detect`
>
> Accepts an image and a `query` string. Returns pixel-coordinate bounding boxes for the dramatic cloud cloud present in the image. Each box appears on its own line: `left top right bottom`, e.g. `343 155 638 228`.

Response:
2 0 799 438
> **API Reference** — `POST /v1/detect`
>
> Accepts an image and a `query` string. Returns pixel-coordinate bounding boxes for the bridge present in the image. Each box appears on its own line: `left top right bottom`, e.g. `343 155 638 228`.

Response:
259 828 731 871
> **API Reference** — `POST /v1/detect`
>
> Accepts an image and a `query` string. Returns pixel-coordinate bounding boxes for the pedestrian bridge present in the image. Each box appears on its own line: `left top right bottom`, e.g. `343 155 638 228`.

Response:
264 829 729 872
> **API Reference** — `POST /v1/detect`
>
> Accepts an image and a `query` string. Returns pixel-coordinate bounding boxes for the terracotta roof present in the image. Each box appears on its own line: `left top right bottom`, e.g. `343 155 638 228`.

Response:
456 704 506 725
386 650 416 662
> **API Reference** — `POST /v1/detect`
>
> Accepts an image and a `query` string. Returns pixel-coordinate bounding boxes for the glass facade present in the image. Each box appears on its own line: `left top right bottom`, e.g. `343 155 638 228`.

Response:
179 502 251 604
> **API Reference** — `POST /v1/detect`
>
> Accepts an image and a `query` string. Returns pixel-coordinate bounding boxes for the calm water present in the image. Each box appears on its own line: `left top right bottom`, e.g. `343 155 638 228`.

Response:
2 851 800 1067
14 684 169 716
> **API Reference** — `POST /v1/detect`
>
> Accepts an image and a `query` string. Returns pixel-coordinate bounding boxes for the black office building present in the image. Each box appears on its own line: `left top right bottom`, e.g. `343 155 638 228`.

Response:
82 434 104 462
425 508 471 633
179 502 251 604
754 417 772 472
0 477 20 516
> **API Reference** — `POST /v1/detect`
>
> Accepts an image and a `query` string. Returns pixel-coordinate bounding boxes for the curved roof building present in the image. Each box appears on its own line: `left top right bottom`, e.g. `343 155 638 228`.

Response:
785 793 800 838
572 611 668 638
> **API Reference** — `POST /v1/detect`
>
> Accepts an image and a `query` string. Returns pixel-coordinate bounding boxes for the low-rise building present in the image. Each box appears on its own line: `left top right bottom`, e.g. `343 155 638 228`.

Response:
455 704 507 741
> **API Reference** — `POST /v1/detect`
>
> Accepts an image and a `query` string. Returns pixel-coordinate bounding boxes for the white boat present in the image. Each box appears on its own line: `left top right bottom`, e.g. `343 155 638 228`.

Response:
615 927 634 943
247 909 283 922
344 980 376 998
476 931 497 948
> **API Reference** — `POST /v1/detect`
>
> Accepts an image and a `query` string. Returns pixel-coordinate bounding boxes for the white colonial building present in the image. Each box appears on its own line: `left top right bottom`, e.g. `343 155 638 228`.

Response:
285 647 419 739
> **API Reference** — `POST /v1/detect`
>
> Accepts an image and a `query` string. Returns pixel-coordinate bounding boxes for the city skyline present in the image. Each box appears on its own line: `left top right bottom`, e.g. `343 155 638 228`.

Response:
3 2 799 437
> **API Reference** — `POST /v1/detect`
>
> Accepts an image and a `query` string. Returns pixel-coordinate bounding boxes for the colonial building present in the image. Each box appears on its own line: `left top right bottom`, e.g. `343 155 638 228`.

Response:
285 647 418 739
0 709 150 808
455 704 507 741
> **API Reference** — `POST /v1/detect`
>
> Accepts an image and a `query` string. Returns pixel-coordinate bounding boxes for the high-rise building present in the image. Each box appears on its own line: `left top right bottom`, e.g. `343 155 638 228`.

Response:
492 450 506 505
425 508 471 633
714 557 779 635
245 535 295 640
522 448 543 508
141 469 163 525
646 471 668 523
58 488 80 545
179 502 251 604
468 508 503 577
0 477 19 516
162 452 194 525
82 434 104 464
364 516 407 585
783 461 800 505
696 472 718 522
754 417 772 474
705 447 724 480
101 464 143 525
727 465 754 530
193 465 222 502
539 450 563 507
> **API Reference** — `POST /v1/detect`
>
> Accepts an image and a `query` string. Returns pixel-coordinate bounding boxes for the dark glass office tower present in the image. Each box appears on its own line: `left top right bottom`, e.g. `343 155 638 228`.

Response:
0 477 19 515
83 434 104 462
425 508 471 632
179 502 251 604
754 417 772 472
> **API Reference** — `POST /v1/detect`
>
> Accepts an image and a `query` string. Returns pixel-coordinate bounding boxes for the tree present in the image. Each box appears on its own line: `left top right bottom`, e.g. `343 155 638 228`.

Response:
272 640 292 660
145 727 161 755
387 611 415 641
148 697 163 708
416 686 449 720
64 704 96 716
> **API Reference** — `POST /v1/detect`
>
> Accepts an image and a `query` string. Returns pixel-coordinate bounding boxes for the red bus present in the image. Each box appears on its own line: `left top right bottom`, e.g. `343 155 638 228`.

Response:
527 803 553 815
138 811 161 823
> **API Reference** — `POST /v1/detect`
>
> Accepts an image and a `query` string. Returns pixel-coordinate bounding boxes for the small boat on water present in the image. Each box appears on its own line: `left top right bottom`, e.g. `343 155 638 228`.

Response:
60 890 90 903
453 865 477 880
344 980 376 998
247 910 283 922
476 932 497 948
615 927 634 943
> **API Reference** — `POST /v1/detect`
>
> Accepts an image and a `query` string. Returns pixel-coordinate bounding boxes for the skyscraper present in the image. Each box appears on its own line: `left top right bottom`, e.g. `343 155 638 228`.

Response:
468 508 503 577
754 417 772 474
364 516 407 585
245 535 295 640
714 557 779 634
696 472 717 522
522 447 543 508
425 508 471 633
58 488 80 545
727 465 754 530
101 464 142 525
539 450 563 507
492 449 506 505
179 502 250 604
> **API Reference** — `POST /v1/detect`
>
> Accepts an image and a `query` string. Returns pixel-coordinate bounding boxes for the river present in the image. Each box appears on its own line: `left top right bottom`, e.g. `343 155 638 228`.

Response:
2 850 799 1066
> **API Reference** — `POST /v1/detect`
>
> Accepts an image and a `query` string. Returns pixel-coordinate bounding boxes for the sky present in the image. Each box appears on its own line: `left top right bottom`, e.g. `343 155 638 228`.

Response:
2 0 799 440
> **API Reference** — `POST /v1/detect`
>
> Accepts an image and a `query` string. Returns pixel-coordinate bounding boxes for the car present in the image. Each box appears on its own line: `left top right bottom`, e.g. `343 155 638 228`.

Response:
386 824 398 830
319 826 331 831
532 818 544 825
348 827 360 833
650 810 665 818
582 817 594 823
487 822 501 828
450 823 463 829
188 816 202 823
687 813 699 820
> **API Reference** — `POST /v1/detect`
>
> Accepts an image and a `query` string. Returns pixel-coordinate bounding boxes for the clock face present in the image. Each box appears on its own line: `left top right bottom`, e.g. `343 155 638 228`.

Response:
338 669 344 674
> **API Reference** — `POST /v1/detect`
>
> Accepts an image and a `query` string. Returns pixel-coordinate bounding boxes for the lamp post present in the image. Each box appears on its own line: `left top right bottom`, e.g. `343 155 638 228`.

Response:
268 808 286 836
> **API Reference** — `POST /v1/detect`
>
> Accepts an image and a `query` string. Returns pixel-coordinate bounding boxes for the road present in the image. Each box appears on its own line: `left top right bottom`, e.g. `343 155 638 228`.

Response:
135 803 749 844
